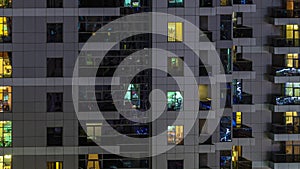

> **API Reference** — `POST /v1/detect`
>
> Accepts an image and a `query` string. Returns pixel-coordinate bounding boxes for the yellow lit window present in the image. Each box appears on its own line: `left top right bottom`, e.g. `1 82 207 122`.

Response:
0 155 11 169
168 22 183 42
167 125 184 145
286 54 299 68
0 52 11 78
235 112 242 126
285 83 300 97
0 17 8 37
87 154 100 169
287 0 294 10
47 161 63 169
286 25 299 39
285 112 298 125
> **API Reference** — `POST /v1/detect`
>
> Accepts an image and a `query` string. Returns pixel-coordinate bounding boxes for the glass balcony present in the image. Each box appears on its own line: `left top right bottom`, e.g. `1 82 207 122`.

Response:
199 98 212 110
233 92 253 104
273 96 300 105
270 37 300 47
233 125 252 138
233 59 253 71
233 26 253 38
233 0 253 4
272 153 300 163
272 67 300 76
233 157 252 169
271 8 300 18
272 124 300 134
200 0 213 7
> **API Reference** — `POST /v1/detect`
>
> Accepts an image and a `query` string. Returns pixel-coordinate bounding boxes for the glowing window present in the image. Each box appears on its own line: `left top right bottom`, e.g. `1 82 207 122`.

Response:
0 0 11 8
168 22 183 42
0 52 11 78
286 25 299 39
168 0 184 7
47 162 63 169
124 0 140 7
0 86 11 112
86 123 102 141
0 121 11 147
168 125 184 145
286 54 299 68
0 155 11 169
168 57 184 76
0 17 11 43
87 154 100 169
285 83 300 96
124 84 140 109
167 91 183 111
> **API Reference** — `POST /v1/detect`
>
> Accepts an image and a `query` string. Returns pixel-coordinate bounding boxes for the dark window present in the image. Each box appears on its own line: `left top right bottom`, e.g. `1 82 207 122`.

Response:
200 0 212 7
47 58 63 77
168 160 184 169
47 127 63 146
220 15 232 40
47 93 63 112
47 23 63 43
47 0 63 8
79 0 120 7
168 57 184 76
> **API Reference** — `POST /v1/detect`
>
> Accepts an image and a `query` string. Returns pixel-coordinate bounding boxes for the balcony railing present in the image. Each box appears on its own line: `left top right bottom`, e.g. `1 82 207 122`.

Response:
272 67 300 76
233 26 253 38
233 125 252 138
233 59 253 71
199 98 212 110
270 37 300 47
271 8 300 18
233 0 253 4
233 92 252 104
273 96 300 105
272 154 300 163
272 124 300 134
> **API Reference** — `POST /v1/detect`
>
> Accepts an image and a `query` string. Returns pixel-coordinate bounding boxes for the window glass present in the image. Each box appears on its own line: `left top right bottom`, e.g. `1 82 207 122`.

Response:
167 91 183 111
168 125 184 145
0 121 11 147
124 84 140 109
47 127 63 146
220 0 231 6
47 0 63 8
0 17 11 43
0 0 11 8
168 0 184 7
0 155 11 169
168 22 183 42
124 0 141 7
168 57 184 76
47 58 63 77
47 161 63 169
47 93 63 112
220 116 232 142
220 150 231 169
47 23 63 43
0 86 11 112
168 160 183 169
0 52 11 78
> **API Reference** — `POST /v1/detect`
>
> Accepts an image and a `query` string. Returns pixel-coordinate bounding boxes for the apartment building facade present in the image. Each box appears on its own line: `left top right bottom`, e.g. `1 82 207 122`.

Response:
0 0 297 169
